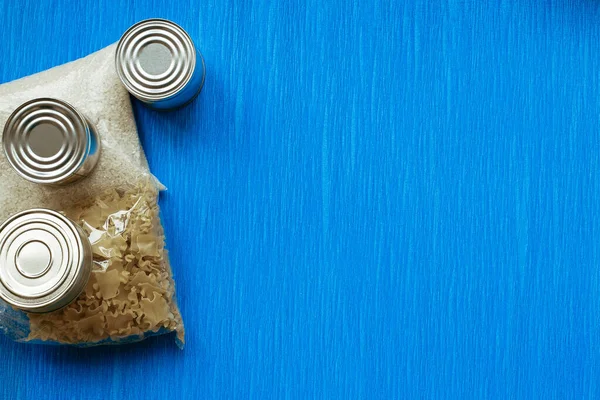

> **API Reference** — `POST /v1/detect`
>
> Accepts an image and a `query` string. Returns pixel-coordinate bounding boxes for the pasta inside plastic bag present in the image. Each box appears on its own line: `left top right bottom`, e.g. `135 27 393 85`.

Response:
0 45 184 347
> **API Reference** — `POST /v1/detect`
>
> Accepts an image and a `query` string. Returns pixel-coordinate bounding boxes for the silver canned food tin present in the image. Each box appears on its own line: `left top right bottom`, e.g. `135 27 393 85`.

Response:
2 98 101 186
115 18 206 110
0 209 93 313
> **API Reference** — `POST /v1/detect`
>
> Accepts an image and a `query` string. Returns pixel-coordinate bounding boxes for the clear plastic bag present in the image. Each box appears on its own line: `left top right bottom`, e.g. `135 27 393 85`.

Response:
0 45 184 347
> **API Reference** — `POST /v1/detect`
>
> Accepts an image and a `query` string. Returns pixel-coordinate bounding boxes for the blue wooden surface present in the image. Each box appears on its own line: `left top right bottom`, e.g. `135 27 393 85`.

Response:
0 0 599 398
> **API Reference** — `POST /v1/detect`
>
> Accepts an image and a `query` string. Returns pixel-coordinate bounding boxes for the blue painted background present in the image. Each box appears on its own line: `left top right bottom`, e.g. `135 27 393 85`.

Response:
0 0 599 398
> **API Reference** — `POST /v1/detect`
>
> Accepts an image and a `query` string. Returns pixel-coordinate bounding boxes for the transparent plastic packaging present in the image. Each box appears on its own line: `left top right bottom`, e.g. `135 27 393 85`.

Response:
0 45 184 347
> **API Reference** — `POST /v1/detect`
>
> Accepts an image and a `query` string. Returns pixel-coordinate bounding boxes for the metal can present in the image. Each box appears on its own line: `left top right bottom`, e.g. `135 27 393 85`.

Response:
115 18 206 110
0 209 93 313
2 98 101 186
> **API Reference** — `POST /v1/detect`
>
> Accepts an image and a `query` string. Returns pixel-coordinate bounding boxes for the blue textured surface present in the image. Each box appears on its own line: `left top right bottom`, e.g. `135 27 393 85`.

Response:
1 1 599 398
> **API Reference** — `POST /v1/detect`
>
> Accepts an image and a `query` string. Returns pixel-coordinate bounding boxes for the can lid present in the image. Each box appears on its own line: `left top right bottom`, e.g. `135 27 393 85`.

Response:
0 209 91 313
115 18 197 102
2 98 90 185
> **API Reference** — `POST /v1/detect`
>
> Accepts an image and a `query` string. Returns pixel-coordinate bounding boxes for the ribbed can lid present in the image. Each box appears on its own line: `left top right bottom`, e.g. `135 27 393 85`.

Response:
115 18 197 102
0 209 92 313
2 98 91 185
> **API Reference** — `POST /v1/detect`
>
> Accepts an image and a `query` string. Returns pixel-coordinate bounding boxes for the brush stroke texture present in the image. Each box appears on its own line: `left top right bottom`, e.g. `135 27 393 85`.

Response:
0 0 599 398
